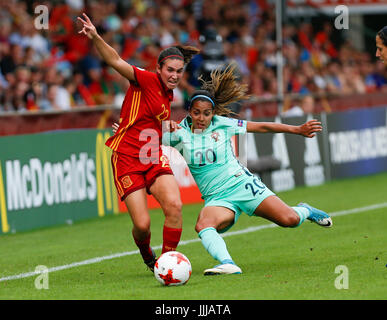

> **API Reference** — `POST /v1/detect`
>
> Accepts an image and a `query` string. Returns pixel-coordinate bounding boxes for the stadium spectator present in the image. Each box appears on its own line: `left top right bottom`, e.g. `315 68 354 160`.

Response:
86 65 111 105
24 81 44 111
11 81 29 112
282 95 315 117
56 81 73 110
314 21 338 60
0 0 386 114
0 43 23 78
39 83 61 111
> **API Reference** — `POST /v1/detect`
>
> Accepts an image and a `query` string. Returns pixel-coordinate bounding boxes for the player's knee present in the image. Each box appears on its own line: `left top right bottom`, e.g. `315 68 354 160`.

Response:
163 198 182 225
195 218 215 234
133 220 151 235
164 198 183 215
280 212 299 227
195 221 204 234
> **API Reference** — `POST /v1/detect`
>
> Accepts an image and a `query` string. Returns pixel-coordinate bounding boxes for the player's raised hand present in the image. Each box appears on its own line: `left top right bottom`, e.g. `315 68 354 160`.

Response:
112 122 119 134
77 13 97 39
163 120 181 133
298 119 322 138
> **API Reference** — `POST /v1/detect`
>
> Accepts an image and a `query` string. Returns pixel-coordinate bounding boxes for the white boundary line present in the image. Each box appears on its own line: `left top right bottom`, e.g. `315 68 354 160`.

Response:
1 202 386 282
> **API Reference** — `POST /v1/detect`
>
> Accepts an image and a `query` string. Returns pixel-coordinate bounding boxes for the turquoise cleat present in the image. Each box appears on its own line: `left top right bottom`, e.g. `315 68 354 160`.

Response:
298 203 333 228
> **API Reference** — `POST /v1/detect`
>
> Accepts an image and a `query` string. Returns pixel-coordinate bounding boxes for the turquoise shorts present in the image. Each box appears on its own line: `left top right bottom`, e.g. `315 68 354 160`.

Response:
203 172 275 233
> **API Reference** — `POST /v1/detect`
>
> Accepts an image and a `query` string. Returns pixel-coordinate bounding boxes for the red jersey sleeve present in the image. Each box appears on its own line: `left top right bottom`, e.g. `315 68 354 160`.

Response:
132 65 157 88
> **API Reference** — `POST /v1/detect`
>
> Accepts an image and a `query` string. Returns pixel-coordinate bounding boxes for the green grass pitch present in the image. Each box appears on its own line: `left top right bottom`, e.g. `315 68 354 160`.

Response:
0 172 386 300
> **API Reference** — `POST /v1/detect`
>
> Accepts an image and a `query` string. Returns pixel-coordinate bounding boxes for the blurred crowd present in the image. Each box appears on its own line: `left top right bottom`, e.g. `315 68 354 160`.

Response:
0 0 386 114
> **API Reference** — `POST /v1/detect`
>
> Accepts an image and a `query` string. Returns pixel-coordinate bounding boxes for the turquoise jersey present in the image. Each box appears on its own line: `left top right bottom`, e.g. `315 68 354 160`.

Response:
162 115 247 198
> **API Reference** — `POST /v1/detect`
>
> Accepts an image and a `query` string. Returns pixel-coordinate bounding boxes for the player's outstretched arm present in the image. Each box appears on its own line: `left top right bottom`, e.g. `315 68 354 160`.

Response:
77 13 135 82
246 119 322 138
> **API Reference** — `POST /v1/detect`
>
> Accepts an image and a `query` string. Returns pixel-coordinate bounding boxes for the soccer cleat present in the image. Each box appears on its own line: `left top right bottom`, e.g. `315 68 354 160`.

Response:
203 263 242 276
144 248 157 273
298 203 332 228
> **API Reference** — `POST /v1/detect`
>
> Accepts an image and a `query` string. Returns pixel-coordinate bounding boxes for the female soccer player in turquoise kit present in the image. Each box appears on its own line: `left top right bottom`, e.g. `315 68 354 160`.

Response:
162 63 332 275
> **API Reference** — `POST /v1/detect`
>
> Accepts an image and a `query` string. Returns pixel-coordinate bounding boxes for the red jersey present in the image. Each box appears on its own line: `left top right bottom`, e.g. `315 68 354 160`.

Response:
105 66 173 162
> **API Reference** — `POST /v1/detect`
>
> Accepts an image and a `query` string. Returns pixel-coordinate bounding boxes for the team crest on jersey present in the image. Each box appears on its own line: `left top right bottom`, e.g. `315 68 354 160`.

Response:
211 132 220 142
121 175 133 189
156 104 169 123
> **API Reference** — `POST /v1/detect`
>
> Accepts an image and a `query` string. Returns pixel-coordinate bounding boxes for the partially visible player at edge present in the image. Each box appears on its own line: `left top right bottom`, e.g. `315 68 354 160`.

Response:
162 63 332 275
77 13 200 272
376 26 387 67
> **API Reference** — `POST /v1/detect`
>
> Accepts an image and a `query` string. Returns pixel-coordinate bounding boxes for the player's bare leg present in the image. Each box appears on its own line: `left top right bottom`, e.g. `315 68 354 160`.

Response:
195 206 234 233
254 195 332 228
150 174 183 253
253 195 300 227
124 188 156 271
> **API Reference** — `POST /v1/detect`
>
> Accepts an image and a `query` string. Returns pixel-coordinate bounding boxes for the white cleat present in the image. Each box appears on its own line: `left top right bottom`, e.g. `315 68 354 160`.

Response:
203 263 242 276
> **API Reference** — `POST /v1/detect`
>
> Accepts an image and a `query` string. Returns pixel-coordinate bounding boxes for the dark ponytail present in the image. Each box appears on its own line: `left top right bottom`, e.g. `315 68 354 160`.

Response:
192 62 250 116
158 45 200 67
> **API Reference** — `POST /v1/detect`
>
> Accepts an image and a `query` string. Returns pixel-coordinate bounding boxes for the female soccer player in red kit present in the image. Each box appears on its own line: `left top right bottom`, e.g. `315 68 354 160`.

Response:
78 13 199 271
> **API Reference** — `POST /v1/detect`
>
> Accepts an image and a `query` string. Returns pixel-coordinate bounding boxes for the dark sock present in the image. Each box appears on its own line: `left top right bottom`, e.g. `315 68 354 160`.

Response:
132 231 154 262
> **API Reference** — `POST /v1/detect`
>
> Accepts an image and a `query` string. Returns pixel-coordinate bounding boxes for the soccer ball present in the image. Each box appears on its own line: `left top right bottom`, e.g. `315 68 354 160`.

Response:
154 251 192 286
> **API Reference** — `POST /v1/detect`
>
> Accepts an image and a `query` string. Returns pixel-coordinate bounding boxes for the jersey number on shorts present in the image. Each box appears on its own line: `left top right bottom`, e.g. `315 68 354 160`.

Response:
242 167 266 196
245 178 266 196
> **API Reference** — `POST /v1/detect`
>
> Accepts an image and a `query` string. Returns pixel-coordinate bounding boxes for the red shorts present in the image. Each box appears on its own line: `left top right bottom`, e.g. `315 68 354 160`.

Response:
111 151 174 201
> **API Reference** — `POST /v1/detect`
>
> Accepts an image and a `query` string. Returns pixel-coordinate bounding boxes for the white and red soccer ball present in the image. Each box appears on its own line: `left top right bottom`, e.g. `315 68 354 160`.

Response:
154 251 192 286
